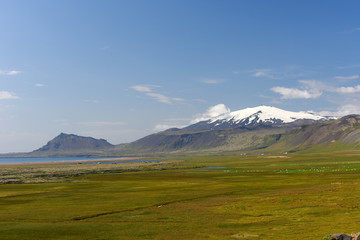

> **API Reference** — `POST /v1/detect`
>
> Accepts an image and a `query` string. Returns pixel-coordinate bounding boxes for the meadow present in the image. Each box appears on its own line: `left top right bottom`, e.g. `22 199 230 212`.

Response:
1 152 360 239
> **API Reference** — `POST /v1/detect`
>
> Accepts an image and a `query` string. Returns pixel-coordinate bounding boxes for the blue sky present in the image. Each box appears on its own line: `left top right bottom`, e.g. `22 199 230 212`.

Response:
1 0 360 153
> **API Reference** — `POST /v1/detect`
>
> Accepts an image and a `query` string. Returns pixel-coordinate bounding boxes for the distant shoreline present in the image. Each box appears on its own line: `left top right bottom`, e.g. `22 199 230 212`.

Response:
0 157 144 166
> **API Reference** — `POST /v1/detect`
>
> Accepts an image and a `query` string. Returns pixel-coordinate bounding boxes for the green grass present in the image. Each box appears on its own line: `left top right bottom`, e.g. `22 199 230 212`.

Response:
1 153 360 239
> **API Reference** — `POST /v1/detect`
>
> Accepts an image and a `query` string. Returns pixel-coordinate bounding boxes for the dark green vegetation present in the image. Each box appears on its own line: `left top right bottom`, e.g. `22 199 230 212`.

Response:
1 152 360 239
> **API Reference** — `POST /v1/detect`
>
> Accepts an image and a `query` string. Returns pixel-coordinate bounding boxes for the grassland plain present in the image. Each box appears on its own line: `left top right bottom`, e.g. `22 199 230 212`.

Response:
1 153 360 239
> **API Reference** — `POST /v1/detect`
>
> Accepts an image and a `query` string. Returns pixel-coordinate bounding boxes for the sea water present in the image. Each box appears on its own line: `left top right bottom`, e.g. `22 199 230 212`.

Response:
0 157 119 164
0 157 179 164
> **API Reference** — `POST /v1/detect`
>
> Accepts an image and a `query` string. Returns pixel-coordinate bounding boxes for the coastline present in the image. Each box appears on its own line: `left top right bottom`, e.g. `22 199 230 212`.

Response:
0 157 144 167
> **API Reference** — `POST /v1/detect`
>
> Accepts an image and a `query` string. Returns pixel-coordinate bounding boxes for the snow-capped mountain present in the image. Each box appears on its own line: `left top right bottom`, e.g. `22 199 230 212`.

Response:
185 105 336 131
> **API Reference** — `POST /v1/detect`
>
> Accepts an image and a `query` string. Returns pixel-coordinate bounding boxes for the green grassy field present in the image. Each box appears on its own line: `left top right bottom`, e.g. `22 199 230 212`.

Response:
1 152 360 239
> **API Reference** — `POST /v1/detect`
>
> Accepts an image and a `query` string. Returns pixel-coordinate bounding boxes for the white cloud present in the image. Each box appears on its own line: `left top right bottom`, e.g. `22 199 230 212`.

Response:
201 79 226 84
334 75 359 80
131 85 152 92
35 83 45 87
191 104 231 124
298 80 360 94
271 86 322 99
0 91 19 100
335 85 360 93
319 104 360 117
0 70 21 76
78 121 126 127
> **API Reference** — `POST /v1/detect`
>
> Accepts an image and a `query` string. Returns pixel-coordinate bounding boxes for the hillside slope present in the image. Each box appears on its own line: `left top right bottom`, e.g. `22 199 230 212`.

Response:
121 126 289 154
122 115 360 154
279 115 360 152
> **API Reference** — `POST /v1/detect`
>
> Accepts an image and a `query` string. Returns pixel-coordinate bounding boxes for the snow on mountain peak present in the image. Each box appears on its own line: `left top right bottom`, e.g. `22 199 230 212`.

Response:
184 105 337 131
209 105 333 125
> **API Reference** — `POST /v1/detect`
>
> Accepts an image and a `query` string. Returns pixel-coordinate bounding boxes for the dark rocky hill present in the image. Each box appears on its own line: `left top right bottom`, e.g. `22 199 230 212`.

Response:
29 133 114 157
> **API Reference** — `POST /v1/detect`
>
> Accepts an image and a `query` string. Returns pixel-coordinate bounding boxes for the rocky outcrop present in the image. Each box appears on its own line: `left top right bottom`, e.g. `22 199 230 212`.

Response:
328 232 360 240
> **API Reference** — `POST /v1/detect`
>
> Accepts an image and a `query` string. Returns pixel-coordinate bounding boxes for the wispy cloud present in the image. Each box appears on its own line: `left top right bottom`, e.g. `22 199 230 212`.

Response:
334 75 359 80
298 80 333 92
337 64 360 69
84 99 99 104
271 86 322 99
250 65 314 81
131 85 153 92
132 84 183 104
54 119 70 126
200 78 226 84
0 91 19 100
146 92 183 104
335 85 360 94
35 83 45 87
194 98 208 103
341 27 360 34
78 121 126 127
251 69 279 79
0 70 21 76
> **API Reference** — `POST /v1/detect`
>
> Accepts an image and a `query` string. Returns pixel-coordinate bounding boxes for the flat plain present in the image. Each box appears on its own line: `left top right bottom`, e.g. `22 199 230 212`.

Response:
1 152 360 239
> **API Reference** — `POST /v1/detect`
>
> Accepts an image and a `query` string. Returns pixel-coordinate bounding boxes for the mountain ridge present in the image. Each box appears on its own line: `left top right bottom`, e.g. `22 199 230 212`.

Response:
2 106 360 157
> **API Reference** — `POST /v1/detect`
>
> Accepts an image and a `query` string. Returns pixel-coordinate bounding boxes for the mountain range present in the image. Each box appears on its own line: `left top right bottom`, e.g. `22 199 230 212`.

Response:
3 106 360 157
